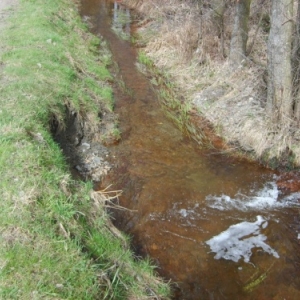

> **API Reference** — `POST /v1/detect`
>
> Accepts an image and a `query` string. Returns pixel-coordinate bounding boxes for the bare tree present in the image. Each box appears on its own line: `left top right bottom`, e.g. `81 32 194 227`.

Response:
267 0 293 124
211 0 226 57
229 0 251 66
293 0 300 122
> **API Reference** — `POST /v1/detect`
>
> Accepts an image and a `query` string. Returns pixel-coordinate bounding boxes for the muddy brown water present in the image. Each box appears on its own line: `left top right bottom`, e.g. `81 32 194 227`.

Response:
80 1 300 299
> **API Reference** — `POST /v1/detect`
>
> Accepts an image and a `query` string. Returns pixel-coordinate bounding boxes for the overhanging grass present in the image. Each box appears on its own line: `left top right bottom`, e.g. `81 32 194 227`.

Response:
0 0 170 299
137 50 201 143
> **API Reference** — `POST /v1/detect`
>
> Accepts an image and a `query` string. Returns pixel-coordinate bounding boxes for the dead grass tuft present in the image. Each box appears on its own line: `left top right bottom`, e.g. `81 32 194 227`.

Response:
1 226 32 247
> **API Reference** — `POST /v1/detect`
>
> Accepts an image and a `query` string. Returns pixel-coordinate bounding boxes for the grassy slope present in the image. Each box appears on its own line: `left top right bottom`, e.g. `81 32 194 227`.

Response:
0 0 169 299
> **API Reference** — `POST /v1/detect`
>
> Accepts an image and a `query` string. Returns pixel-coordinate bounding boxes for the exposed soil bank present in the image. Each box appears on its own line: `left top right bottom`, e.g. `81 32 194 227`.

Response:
51 103 112 182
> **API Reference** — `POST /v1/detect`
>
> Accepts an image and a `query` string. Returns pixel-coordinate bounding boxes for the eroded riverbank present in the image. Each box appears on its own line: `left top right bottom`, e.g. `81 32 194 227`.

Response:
80 1 300 299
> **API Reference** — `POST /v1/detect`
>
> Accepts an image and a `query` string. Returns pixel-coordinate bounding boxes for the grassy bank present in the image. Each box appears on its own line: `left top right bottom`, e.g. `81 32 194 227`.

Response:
137 50 209 147
0 0 169 299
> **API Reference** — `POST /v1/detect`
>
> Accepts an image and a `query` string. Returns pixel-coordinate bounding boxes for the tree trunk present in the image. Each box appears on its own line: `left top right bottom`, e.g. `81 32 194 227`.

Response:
267 0 293 124
211 0 226 57
293 0 300 122
229 0 251 66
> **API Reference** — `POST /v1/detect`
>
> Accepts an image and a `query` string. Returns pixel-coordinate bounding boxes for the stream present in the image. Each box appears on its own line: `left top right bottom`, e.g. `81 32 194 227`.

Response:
80 1 300 299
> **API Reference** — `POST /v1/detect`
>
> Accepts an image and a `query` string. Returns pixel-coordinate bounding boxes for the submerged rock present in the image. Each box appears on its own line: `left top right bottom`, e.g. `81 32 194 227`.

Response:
276 171 300 193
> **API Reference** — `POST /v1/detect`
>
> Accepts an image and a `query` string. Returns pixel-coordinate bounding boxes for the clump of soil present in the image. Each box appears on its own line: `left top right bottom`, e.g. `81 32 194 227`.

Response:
51 104 117 182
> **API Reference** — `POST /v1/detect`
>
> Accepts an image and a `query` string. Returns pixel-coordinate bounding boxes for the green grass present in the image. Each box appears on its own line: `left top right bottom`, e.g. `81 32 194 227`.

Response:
0 0 170 299
137 50 202 142
138 50 153 67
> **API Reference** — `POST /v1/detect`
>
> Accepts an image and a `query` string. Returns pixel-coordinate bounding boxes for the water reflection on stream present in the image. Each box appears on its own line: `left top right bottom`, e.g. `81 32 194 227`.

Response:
80 1 300 299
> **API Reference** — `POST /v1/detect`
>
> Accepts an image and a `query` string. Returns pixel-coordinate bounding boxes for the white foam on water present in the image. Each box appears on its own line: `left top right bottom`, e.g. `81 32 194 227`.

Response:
206 216 280 263
206 181 300 211
179 209 188 217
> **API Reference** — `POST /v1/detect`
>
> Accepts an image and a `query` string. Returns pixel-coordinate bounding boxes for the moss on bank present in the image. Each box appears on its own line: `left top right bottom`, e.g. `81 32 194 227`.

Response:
0 0 170 299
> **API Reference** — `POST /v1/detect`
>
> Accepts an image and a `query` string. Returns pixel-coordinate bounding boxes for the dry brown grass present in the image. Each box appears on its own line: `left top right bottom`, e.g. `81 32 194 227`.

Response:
124 0 300 167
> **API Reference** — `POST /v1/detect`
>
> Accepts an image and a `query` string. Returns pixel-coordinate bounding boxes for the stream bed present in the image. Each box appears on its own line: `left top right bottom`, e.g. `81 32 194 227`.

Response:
80 1 300 299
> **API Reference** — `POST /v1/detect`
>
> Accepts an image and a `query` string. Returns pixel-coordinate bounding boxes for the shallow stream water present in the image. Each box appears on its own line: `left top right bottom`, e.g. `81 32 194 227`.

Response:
80 1 300 299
